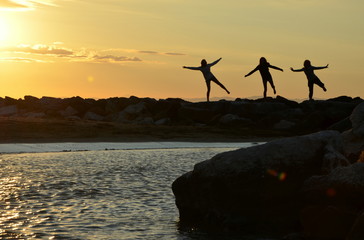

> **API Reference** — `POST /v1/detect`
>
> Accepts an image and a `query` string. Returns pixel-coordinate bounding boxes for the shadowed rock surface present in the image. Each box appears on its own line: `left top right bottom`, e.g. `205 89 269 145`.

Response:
172 102 364 239
0 95 362 142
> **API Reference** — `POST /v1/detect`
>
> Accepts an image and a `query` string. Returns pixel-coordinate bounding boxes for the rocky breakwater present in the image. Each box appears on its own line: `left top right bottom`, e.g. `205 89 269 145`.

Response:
172 102 364 239
0 95 362 138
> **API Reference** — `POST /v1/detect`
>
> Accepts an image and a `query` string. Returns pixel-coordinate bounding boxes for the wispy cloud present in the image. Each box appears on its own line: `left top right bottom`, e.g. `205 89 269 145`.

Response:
137 50 186 56
0 0 58 11
92 55 141 63
0 0 27 8
164 52 186 56
0 43 144 64
0 43 186 64
2 44 74 56
0 57 48 63
102 48 186 57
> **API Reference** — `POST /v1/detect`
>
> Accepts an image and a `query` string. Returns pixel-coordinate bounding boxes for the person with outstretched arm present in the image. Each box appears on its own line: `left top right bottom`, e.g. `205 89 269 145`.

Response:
290 60 328 100
183 58 230 102
244 57 283 98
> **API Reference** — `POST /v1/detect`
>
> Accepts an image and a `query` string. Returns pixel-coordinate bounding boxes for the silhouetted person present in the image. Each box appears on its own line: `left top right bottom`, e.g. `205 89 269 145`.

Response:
290 60 328 100
183 58 230 102
244 57 283 98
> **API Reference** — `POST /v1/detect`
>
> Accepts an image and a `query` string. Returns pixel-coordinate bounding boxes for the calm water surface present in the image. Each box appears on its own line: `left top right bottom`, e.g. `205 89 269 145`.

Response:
0 144 265 240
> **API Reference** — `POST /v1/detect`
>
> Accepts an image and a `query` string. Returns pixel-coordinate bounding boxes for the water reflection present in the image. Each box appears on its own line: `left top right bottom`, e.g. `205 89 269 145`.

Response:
0 147 238 239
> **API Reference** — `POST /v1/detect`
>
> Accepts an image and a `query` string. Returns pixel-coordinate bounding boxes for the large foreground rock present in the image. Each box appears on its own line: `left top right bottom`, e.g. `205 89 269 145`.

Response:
172 102 364 238
301 163 364 239
342 102 364 162
172 130 345 235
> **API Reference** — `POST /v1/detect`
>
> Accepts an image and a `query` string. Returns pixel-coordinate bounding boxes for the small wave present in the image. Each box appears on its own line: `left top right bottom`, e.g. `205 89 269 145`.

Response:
0 142 262 155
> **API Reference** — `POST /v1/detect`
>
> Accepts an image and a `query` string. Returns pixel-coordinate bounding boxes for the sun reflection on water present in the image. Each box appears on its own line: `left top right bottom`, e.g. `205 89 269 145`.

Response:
0 176 33 238
0 147 239 239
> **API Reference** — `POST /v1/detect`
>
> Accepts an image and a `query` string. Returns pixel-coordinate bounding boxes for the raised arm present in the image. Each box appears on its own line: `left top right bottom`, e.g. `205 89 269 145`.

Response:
290 67 304 72
313 64 329 70
245 66 259 77
269 65 283 72
183 66 201 70
208 57 222 67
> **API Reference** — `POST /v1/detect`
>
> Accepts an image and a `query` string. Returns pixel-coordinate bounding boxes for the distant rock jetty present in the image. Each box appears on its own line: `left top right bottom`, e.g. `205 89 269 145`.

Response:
0 95 362 137
172 102 364 239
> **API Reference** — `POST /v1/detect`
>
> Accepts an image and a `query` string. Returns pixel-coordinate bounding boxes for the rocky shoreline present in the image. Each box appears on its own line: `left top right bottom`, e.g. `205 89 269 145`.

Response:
2 94 364 238
172 101 364 239
0 95 362 142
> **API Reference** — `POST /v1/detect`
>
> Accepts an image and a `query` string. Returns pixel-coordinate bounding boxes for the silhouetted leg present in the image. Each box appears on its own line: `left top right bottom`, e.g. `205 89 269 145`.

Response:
268 79 276 94
263 80 268 98
206 80 211 102
211 78 230 94
315 78 327 92
308 82 314 100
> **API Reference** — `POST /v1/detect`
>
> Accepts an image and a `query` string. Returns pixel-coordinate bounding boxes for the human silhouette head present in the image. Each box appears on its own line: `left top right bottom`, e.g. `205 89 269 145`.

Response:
304 60 311 68
260 57 267 64
201 59 207 67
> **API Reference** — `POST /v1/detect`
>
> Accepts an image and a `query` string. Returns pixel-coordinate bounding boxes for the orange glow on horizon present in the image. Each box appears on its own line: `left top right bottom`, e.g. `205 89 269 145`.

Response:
0 1 363 100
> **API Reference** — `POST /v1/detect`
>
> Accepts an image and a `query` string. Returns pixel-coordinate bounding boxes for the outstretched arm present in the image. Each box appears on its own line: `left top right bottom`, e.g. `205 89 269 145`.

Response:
290 67 304 72
313 64 329 70
245 66 259 77
208 57 222 67
183 66 201 70
269 65 284 72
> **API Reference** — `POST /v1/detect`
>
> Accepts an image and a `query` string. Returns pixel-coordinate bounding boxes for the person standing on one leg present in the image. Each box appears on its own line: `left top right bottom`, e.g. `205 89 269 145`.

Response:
290 60 328 100
183 58 230 102
244 57 283 98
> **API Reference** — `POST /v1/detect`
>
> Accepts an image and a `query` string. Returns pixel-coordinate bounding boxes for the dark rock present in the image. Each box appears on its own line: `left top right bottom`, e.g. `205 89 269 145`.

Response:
321 144 350 173
104 98 125 113
164 97 364 238
84 111 104 121
218 114 253 127
274 119 296 130
147 98 182 122
20 95 41 111
138 117 154 125
64 96 94 116
23 112 46 118
226 101 290 121
0 95 359 140
60 106 79 117
350 102 364 137
4 96 18 106
24 95 39 102
275 95 300 108
328 117 352 132
178 105 219 124
114 102 151 123
302 163 364 209
347 211 364 240
328 95 354 102
342 102 364 162
252 101 290 116
226 101 254 117
0 105 18 116
296 111 327 132
39 97 65 111
155 118 171 125
300 205 357 240
172 130 344 234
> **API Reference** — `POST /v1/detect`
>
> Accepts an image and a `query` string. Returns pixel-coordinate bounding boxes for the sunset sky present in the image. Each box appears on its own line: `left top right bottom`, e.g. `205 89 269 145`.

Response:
0 0 363 101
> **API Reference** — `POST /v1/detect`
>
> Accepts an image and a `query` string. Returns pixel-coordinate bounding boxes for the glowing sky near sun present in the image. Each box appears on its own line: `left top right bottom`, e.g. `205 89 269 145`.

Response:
0 0 363 101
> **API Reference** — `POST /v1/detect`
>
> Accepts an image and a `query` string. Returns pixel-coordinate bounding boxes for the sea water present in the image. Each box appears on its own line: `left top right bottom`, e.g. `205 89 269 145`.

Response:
0 142 265 240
